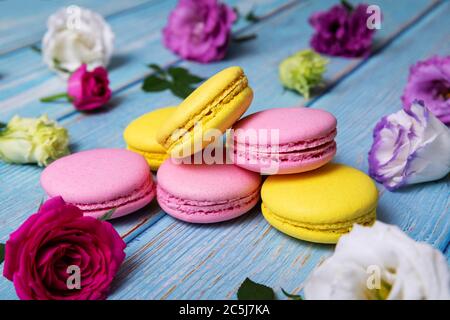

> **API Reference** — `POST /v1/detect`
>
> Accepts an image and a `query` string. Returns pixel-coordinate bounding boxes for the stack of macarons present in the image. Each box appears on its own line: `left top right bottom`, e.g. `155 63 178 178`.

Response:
40 66 377 245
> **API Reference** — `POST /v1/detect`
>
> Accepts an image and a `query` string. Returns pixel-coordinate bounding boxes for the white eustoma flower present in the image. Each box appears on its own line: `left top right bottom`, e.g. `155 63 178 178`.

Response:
304 222 450 300
368 100 450 190
0 115 69 166
42 6 114 76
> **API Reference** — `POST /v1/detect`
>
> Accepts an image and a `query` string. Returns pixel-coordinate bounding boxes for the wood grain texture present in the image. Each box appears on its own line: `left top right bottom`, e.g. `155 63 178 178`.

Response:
0 0 436 242
0 0 448 300
0 0 296 120
0 0 297 247
103 0 449 299
0 0 151 54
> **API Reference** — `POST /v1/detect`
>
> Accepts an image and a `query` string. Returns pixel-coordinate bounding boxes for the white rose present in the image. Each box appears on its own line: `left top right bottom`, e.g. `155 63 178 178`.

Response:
42 6 114 76
304 222 450 300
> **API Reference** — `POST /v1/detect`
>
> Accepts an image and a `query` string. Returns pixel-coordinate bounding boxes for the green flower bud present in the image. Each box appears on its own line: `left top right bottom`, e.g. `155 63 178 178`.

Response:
0 115 69 166
279 49 328 99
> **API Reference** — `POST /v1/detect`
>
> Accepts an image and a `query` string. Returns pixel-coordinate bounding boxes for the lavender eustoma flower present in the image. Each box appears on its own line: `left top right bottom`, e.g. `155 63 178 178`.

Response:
309 3 375 58
162 0 236 63
402 56 450 126
368 101 450 190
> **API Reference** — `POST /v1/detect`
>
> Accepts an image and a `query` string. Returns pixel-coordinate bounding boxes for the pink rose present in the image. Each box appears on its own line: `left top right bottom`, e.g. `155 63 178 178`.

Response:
162 0 237 63
67 64 112 111
3 196 126 300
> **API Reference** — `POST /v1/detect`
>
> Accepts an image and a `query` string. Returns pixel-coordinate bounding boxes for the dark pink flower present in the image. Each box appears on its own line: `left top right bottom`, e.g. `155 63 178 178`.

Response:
67 64 111 111
309 3 375 58
401 55 450 125
3 196 126 300
162 0 237 63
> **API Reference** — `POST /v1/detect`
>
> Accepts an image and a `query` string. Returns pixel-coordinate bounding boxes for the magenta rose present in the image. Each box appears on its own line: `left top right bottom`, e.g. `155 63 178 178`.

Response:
3 196 125 300
162 0 237 63
67 64 112 111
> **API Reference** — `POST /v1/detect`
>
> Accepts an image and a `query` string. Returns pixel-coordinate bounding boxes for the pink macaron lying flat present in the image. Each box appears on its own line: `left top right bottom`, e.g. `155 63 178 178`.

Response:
156 158 262 223
41 149 155 219
230 107 337 174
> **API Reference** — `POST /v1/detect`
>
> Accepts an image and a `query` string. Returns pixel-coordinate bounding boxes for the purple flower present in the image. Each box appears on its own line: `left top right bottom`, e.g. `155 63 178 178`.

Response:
402 56 450 126
162 0 237 63
309 3 375 58
368 101 450 191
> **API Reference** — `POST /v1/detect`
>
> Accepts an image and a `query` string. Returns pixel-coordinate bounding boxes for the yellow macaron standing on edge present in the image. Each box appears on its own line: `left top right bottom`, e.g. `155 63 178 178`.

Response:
157 66 253 158
261 163 378 244
124 106 177 170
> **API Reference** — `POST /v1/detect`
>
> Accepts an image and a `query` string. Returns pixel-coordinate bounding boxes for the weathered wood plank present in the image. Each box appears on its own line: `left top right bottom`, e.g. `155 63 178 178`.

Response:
0 0 295 119
0 0 151 54
0 0 447 299
0 0 302 244
102 1 449 299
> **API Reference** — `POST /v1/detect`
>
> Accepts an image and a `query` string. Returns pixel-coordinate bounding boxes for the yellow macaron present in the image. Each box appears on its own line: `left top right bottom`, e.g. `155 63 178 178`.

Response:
261 163 378 244
124 106 177 170
156 66 253 158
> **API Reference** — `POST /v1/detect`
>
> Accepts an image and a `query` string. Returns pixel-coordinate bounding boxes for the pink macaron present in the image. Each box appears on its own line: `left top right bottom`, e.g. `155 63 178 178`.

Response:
230 107 337 174
40 148 156 219
156 158 262 223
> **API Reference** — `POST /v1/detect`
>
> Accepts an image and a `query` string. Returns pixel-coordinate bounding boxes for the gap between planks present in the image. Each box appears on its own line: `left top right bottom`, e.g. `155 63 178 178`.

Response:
0 0 161 56
118 0 444 249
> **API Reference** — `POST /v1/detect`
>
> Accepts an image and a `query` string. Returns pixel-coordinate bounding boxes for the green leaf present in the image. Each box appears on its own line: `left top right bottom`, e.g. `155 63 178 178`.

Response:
0 243 5 264
147 63 165 75
169 82 195 99
99 208 116 221
233 33 257 43
281 288 303 300
237 278 275 300
142 75 171 92
168 67 204 84
245 11 261 23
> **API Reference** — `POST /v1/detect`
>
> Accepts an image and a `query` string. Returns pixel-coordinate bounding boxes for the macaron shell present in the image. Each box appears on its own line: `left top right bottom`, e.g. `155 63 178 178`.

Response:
127 147 168 171
261 163 378 243
124 106 177 170
157 158 261 202
231 107 337 174
158 185 259 224
156 158 261 223
169 87 253 158
87 184 156 219
232 107 337 144
262 204 375 243
41 149 155 218
157 66 253 158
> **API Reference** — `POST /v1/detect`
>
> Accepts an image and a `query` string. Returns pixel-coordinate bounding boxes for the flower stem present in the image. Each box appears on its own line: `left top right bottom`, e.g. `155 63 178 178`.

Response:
233 33 258 43
40 93 69 103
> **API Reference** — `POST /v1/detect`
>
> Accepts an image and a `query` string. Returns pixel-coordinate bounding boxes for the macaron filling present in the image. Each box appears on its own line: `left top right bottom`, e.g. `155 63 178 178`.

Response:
157 184 259 215
74 179 155 213
234 140 337 163
234 128 337 153
128 146 167 162
233 128 337 165
262 203 376 234
162 75 249 150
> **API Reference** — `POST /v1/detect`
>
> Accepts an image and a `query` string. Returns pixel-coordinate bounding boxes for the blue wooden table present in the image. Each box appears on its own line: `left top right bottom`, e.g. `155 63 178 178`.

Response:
0 0 448 299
